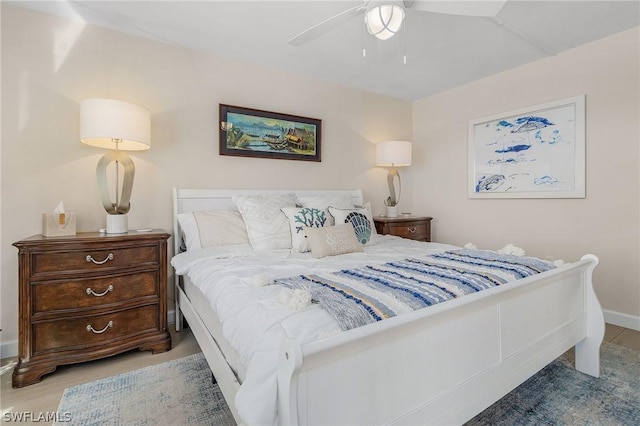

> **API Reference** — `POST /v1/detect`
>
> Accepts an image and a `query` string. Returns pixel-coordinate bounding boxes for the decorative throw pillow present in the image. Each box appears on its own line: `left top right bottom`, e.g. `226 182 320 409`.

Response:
328 203 377 245
305 224 364 258
193 211 250 248
281 207 329 252
297 194 354 225
233 193 297 251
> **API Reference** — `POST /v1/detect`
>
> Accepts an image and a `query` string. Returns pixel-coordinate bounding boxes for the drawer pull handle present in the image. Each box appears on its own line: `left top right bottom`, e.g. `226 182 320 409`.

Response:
86 253 114 265
86 285 114 297
86 321 113 334
407 227 417 234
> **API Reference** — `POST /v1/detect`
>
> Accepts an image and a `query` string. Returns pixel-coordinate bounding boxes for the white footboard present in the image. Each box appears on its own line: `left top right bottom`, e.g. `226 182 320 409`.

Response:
277 255 603 425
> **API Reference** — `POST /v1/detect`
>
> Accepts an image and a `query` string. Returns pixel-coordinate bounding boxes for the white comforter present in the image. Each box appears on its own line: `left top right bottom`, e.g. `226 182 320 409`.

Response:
171 235 458 425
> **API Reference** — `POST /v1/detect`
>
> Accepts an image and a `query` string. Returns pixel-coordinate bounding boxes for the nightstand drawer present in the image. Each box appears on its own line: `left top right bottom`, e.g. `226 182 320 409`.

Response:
33 271 159 313
33 304 159 354
388 224 428 239
374 216 432 242
31 245 159 275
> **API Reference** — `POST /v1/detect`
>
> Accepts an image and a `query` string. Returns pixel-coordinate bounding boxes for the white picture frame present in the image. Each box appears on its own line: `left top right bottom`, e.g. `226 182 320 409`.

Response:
468 95 586 199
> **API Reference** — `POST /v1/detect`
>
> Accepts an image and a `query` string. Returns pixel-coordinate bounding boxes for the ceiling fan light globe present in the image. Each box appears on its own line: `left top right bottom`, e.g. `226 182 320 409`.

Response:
365 4 405 40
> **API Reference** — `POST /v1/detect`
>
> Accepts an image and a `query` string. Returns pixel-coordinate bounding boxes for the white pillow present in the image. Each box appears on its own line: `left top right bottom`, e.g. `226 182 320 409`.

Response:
305 224 364 258
176 211 249 251
233 193 297 251
297 194 354 225
281 207 330 252
328 202 377 245
176 213 201 251
194 211 249 248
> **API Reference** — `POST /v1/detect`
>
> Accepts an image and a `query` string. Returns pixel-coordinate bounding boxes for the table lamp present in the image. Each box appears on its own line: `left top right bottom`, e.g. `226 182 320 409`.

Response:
375 140 412 217
80 98 151 233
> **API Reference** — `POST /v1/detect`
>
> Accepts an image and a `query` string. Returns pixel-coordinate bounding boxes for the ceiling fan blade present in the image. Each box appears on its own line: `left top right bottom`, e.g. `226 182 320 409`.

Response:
288 4 367 46
409 0 507 17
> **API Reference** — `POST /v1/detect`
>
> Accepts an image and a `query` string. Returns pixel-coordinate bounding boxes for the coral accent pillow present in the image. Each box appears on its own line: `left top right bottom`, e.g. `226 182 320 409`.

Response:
297 194 355 225
282 207 329 252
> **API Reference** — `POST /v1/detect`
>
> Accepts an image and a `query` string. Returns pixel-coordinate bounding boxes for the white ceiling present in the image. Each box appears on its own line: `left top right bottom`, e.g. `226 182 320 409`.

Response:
10 0 640 100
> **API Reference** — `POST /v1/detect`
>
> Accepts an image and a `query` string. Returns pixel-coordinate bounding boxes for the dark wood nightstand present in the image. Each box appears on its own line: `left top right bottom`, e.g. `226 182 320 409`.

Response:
12 230 172 387
374 216 432 242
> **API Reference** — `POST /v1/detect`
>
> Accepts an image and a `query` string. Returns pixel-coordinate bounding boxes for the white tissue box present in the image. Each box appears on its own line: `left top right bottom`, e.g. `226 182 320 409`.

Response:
42 213 76 237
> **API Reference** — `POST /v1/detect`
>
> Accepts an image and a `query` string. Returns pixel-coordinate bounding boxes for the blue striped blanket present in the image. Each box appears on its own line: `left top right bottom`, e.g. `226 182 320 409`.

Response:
275 249 556 331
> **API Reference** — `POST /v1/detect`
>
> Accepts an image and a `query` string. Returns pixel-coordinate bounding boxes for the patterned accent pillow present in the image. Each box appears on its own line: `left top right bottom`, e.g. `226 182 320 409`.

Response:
328 203 377 245
233 193 297 251
281 207 329 252
297 195 354 225
305 224 364 258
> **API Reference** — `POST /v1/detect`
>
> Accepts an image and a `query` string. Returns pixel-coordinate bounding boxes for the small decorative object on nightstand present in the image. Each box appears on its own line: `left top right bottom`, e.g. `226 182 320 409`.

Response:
374 216 432 242
12 230 172 388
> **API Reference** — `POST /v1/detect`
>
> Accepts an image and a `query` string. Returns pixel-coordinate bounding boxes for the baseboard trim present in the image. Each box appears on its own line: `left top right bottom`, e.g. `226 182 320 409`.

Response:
603 309 640 331
0 339 17 361
1 310 178 361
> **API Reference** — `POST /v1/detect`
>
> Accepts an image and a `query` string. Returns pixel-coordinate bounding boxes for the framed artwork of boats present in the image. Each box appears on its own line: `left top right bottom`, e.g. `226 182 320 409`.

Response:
219 104 321 162
468 95 585 199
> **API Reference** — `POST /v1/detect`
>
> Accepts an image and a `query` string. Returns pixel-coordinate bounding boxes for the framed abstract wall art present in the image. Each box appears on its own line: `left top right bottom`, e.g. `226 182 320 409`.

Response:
219 104 321 162
468 95 586 199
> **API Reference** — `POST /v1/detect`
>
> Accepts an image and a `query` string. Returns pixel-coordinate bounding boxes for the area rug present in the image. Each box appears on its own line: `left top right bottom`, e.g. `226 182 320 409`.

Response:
466 342 640 426
57 342 639 425
55 353 234 425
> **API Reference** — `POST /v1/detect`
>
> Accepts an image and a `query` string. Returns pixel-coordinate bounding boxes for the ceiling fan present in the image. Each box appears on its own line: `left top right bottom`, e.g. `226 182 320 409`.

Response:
288 0 507 45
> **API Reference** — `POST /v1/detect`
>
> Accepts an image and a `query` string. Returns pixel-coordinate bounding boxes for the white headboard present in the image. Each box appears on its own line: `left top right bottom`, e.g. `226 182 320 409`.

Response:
172 188 363 256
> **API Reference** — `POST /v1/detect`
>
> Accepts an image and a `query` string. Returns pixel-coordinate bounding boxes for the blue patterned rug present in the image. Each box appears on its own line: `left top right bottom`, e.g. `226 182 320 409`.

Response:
55 353 234 425
466 342 640 425
56 342 639 425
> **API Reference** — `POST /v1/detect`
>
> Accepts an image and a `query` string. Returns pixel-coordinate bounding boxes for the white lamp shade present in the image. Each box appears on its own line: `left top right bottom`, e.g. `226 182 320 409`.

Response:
80 98 151 151
376 140 412 167
365 3 405 40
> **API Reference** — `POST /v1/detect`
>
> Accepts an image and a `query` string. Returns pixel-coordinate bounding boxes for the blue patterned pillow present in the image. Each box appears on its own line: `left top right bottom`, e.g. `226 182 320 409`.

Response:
282 207 329 252
328 204 376 245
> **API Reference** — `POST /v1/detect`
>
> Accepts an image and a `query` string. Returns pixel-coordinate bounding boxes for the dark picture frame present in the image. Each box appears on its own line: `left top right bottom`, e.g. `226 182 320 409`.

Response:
219 104 321 162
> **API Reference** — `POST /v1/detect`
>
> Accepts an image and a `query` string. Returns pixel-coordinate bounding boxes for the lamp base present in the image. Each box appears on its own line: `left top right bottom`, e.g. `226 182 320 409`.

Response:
106 214 128 234
386 206 398 218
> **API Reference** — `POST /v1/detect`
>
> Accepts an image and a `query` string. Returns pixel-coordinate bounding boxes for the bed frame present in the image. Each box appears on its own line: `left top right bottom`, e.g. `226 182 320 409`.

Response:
172 188 604 425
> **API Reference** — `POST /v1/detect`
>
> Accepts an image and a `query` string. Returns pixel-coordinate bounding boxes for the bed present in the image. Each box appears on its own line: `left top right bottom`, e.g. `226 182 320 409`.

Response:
171 187 604 426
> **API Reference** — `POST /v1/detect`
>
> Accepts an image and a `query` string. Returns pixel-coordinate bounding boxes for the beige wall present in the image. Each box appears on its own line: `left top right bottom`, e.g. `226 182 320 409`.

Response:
412 28 640 323
0 5 412 353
